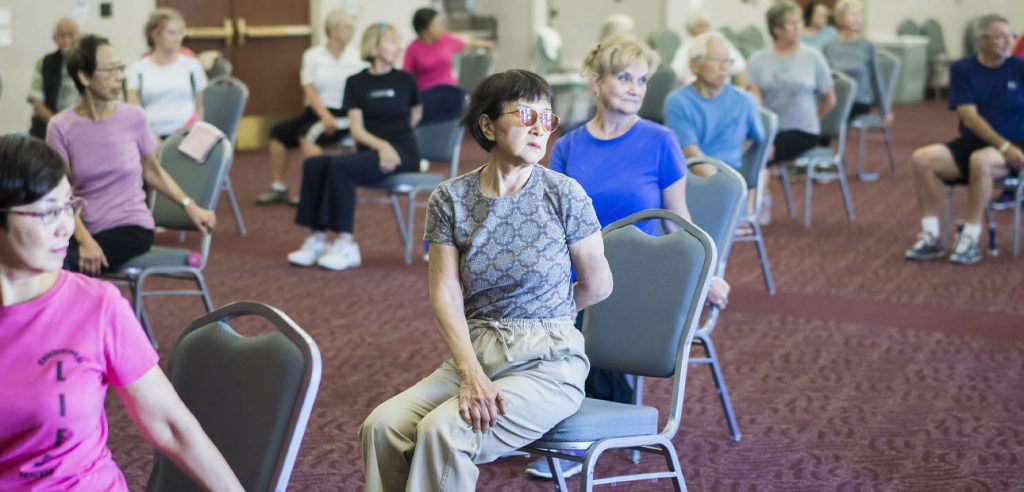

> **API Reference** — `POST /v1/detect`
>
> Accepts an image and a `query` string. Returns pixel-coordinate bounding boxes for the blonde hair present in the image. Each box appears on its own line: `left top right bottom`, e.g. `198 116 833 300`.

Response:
599 14 635 41
324 9 353 37
833 0 864 23
360 22 400 63
582 34 661 79
144 7 184 49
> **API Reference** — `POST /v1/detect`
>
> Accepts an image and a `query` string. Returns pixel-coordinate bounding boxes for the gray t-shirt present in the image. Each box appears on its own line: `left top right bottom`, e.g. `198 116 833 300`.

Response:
748 45 834 134
424 164 601 320
823 38 880 105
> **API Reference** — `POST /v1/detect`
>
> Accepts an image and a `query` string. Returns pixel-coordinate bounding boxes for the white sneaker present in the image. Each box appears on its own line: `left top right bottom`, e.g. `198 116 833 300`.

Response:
317 240 361 270
757 195 773 226
287 234 327 266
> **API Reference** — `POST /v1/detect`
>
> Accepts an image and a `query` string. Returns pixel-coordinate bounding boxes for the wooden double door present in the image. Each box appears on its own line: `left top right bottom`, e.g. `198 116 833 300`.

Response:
160 0 311 149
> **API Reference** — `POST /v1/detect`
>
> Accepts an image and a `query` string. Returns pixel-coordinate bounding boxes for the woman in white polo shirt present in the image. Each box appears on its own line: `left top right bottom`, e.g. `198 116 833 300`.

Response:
126 7 207 140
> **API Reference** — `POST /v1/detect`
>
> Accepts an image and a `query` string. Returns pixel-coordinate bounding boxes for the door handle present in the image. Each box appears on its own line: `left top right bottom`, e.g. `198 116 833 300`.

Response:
185 18 235 46
235 17 312 46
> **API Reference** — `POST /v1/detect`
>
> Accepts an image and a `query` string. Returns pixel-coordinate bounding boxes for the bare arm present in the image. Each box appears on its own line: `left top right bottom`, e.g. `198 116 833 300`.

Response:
349 108 402 172
116 367 243 492
958 104 1024 167
30 99 55 121
193 91 204 122
73 215 107 276
410 104 423 128
747 84 762 106
661 177 692 233
817 87 836 118
141 153 216 234
569 232 613 311
126 89 142 106
465 38 495 50
428 243 507 431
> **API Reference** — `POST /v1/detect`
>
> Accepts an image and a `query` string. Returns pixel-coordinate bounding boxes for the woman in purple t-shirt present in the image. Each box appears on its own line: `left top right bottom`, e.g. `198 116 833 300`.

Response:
403 7 493 91
0 134 242 491
46 34 215 276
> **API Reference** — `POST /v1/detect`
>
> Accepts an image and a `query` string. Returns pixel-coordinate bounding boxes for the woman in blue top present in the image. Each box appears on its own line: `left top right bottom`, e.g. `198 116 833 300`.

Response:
529 34 729 479
801 1 837 50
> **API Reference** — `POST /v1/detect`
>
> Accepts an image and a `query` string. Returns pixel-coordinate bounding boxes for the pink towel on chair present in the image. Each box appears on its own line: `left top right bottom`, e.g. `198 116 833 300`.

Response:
179 121 226 163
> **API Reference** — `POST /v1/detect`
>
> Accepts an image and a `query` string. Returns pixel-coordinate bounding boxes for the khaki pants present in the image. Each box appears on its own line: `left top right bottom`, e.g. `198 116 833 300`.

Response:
360 318 589 491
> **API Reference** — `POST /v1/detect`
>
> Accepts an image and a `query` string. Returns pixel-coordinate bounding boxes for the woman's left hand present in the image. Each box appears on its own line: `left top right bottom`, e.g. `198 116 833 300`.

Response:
185 204 217 235
458 369 508 432
707 276 730 308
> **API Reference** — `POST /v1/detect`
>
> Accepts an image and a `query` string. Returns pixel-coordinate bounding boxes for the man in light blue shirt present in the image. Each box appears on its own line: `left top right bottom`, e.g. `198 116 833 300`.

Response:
665 31 764 181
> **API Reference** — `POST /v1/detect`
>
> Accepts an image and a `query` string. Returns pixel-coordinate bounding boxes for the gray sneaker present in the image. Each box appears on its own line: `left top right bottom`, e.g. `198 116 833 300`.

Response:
256 188 299 206
948 233 982 265
905 232 944 261
525 457 583 479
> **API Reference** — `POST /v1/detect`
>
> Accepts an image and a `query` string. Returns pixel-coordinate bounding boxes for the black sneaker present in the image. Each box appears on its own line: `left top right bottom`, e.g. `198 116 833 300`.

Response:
256 188 299 206
905 232 944 261
948 233 982 265
990 189 1016 211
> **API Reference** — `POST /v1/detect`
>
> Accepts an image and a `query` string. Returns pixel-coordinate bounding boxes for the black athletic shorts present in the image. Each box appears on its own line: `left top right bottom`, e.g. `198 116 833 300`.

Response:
270 106 348 148
945 135 1024 184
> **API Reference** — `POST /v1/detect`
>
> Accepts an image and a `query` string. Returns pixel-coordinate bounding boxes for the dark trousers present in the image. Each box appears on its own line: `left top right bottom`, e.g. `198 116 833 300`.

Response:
770 130 820 164
575 312 634 404
64 225 154 273
296 151 408 233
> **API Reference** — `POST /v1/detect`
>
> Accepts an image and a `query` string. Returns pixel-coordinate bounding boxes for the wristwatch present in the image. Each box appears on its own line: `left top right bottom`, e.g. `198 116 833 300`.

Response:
181 196 193 208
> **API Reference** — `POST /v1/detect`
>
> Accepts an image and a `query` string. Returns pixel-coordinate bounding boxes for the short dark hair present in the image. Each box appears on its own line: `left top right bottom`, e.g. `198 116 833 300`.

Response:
412 8 438 35
66 34 111 94
0 135 69 229
803 1 824 26
461 69 555 152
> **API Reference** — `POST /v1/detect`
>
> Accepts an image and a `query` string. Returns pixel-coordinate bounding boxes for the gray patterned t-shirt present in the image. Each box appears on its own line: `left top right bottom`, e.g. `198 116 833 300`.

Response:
424 164 601 320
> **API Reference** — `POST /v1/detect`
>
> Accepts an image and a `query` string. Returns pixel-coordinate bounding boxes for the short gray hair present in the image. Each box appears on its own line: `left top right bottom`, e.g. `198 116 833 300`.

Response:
685 11 713 33
688 31 730 61
324 9 352 36
974 14 1009 39
766 0 801 40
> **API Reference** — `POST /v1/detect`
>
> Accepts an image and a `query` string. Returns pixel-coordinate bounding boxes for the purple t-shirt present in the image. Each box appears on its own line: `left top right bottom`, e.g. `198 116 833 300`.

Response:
549 119 687 236
403 33 465 91
46 104 157 234
0 271 159 491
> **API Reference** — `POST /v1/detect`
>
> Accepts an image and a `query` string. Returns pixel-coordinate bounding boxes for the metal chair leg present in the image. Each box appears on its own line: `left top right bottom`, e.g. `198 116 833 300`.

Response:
803 163 815 228
780 166 795 218
856 127 867 176
547 456 569 492
750 221 776 295
944 187 954 246
884 126 897 175
404 191 417 265
1014 189 1022 257
700 334 741 442
629 376 645 464
656 436 687 492
221 177 247 236
836 162 856 221
389 194 408 250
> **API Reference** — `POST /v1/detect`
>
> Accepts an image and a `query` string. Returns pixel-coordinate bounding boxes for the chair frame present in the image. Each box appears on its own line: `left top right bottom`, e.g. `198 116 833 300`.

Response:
851 49 900 180
779 70 857 229
203 76 249 235
524 209 717 492
942 173 1022 258
735 107 778 295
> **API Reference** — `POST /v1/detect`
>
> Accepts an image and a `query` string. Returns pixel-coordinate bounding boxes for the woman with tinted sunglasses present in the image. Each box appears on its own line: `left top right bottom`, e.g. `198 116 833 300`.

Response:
0 135 242 491
360 69 613 490
530 34 730 479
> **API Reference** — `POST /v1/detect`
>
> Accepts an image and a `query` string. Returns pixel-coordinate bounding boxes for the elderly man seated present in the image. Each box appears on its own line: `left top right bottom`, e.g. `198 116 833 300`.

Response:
905 14 1024 265
27 18 80 139
669 12 747 87
665 31 764 183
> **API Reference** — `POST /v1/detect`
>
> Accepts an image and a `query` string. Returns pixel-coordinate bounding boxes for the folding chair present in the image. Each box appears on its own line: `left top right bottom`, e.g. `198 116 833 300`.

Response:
523 209 717 491
940 174 1023 258
203 76 249 235
455 48 496 95
735 107 778 295
638 67 677 124
147 302 321 492
649 29 683 71
851 49 900 180
685 157 748 442
779 70 857 229
107 129 233 345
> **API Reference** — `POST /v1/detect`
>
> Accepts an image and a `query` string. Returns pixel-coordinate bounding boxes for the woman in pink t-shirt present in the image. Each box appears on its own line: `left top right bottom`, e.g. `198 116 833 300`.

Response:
0 135 242 491
403 7 494 91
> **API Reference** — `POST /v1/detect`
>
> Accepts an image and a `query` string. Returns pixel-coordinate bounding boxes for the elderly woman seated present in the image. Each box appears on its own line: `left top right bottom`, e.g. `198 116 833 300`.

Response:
360 69 613 491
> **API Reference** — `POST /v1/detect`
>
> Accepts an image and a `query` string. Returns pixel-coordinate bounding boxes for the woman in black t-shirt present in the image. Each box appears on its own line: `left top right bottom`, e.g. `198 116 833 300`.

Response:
289 22 422 270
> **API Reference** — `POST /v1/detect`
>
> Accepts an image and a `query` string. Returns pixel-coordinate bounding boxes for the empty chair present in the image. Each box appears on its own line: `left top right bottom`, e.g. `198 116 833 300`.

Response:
455 48 496 95
685 157 748 442
779 70 857 229
202 76 249 235
736 26 765 58
896 19 920 36
920 19 950 98
523 209 717 491
147 301 322 492
851 49 900 179
649 29 683 68
736 107 778 295
637 67 677 124
107 129 233 344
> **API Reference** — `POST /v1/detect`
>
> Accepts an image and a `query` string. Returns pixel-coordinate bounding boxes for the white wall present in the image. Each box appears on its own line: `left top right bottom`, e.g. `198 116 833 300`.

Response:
665 0 771 38
865 0 1023 59
0 0 154 134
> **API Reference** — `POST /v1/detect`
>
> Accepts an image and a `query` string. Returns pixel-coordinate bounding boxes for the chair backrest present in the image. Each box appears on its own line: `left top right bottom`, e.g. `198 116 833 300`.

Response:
419 84 466 126
963 17 979 55
737 26 765 58
456 48 496 95
649 29 683 68
740 107 778 192
153 129 233 232
897 20 920 36
820 70 857 144
147 302 322 492
685 157 748 273
637 67 677 124
720 26 740 47
202 76 249 142
414 118 464 180
920 18 946 59
875 49 901 117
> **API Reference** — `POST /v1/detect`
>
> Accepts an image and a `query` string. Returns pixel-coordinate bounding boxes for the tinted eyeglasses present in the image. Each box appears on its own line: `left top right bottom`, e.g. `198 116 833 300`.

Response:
4 197 84 225
501 107 560 132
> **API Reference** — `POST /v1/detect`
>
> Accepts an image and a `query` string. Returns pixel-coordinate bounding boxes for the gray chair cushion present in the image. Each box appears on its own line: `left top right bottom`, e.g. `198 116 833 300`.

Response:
852 113 884 127
540 398 659 443
372 172 443 192
797 147 835 162
119 246 191 271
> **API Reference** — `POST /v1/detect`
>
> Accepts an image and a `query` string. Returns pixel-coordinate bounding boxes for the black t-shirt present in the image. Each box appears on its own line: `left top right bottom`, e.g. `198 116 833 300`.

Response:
342 68 420 162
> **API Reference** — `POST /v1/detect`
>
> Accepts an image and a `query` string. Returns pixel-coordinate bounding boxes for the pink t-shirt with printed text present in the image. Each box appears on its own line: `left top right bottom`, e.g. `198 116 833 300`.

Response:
46 103 158 235
0 271 159 491
403 32 465 91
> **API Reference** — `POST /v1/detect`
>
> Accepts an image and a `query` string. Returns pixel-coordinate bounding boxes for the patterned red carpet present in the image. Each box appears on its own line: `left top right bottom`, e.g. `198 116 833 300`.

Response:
105 99 1024 491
